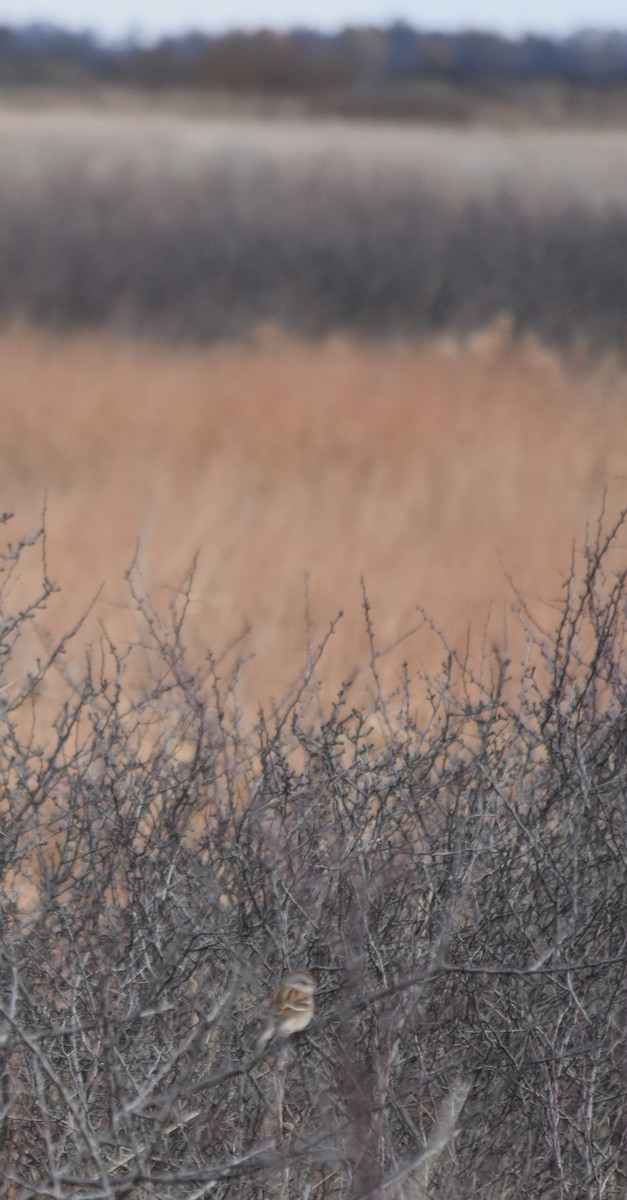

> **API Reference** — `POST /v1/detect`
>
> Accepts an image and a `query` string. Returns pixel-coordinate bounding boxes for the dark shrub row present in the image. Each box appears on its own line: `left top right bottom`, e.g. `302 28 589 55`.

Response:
2 160 627 348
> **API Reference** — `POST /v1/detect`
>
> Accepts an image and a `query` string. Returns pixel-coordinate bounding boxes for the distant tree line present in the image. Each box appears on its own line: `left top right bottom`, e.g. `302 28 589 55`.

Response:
2 21 627 93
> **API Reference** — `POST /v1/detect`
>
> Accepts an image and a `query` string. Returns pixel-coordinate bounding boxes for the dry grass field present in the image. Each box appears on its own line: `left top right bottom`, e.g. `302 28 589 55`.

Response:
3 103 627 212
2 107 627 1200
3 322 626 712
2 105 627 348
1 104 626 714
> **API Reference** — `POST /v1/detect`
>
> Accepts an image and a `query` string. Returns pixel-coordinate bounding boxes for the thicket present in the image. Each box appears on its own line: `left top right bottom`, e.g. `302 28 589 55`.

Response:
1 161 627 349
0 509 626 1198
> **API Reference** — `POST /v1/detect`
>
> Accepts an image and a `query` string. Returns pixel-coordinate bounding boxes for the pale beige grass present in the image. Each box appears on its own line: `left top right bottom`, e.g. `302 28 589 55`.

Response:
3 107 627 211
1 324 626 712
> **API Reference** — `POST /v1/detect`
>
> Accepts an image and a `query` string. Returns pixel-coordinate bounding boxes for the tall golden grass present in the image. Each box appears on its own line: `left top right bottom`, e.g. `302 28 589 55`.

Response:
2 322 626 710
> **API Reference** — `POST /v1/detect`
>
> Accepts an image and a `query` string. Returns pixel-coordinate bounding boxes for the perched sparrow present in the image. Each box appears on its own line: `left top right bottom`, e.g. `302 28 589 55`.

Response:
256 968 316 1050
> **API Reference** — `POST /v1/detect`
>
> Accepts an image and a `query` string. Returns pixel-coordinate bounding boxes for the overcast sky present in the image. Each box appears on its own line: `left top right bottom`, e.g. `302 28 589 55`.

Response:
2 0 626 39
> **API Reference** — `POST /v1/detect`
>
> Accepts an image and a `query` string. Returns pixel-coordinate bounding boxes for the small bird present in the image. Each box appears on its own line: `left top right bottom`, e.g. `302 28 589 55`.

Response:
256 968 316 1050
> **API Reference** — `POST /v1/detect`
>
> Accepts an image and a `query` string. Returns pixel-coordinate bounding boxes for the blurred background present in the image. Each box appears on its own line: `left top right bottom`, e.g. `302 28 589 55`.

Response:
1 0 627 708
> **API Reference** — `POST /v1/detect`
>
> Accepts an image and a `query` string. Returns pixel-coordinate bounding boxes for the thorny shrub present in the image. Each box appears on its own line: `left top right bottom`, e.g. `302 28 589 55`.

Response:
0 510 626 1199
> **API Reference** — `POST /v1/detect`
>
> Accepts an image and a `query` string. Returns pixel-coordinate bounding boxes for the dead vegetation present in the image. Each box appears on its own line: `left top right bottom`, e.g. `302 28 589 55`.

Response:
1 93 625 1198
0 509 626 1198
2 110 627 346
1 324 626 712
